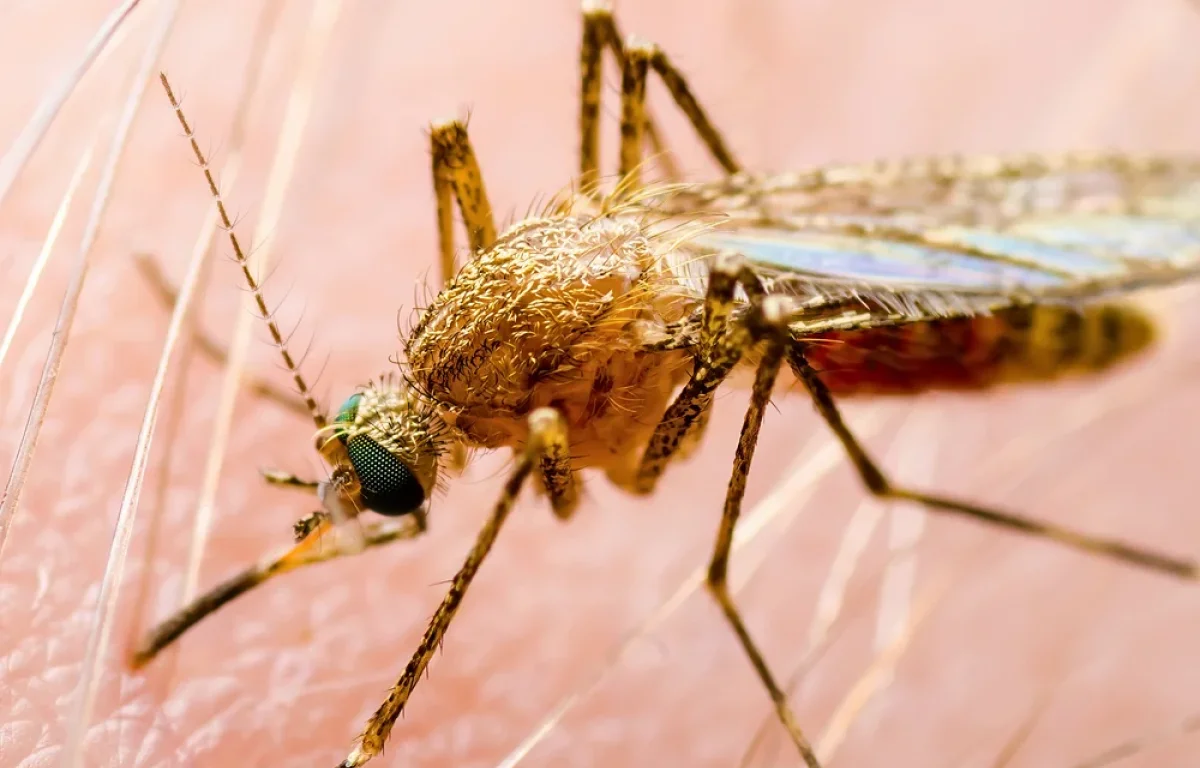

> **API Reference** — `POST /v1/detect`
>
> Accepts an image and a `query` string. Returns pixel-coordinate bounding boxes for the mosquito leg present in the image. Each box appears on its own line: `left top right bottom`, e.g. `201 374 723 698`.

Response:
261 468 320 491
619 40 741 191
338 407 570 768
132 252 307 416
583 0 750 192
707 297 822 768
538 411 580 520
583 1 741 187
634 251 762 493
429 119 497 288
617 41 651 190
786 346 1199 580
578 1 676 189
630 310 711 461
578 1 604 192
588 1 748 191
130 514 424 669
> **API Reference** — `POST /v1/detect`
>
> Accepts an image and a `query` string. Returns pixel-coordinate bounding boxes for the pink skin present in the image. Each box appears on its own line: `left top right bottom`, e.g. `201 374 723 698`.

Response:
3 1 1200 766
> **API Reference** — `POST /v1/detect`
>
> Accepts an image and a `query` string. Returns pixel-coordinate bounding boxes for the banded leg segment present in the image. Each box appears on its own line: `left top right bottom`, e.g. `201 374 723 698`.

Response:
617 38 741 186
539 415 580 520
579 1 677 190
130 514 425 669
707 298 822 768
618 42 651 188
787 347 1199 580
430 119 497 288
578 1 604 193
338 408 573 768
635 252 762 493
579 1 740 195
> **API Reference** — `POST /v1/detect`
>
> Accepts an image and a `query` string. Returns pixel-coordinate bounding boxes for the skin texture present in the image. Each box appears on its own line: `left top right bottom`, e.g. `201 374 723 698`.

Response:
3 1 1200 766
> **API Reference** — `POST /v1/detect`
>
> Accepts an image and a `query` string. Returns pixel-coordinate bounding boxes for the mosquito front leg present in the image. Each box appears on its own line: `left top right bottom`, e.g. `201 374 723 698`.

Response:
429 119 497 287
707 296 822 768
339 407 570 767
787 347 1199 580
130 514 424 669
260 468 321 491
635 252 761 493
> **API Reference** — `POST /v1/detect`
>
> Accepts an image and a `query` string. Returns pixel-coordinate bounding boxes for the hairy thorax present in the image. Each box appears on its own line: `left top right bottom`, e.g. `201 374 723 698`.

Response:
405 214 696 483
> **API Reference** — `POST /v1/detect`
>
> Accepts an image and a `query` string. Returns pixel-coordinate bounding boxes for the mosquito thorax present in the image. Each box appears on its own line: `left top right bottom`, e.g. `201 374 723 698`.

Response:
329 381 441 517
404 212 697 484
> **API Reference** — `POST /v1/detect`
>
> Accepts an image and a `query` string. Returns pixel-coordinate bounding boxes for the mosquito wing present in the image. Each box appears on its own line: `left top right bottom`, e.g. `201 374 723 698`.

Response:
655 152 1200 333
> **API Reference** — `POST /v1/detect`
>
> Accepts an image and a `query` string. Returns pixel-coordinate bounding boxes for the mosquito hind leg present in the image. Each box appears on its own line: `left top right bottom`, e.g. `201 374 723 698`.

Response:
786 346 1199 580
706 297 822 768
578 0 604 192
579 1 677 190
615 37 741 190
429 119 497 288
579 1 740 193
130 514 425 669
339 407 572 767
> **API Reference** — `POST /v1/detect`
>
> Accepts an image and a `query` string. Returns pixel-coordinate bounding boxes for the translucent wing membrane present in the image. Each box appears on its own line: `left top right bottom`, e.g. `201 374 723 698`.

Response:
675 153 1200 224
652 155 1200 332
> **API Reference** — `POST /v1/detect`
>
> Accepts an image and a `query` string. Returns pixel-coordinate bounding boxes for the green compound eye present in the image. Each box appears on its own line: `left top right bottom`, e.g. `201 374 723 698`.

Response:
334 392 425 517
344 434 426 516
335 393 364 423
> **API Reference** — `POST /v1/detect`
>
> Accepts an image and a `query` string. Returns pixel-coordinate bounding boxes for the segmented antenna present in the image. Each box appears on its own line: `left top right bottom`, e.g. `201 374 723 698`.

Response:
159 73 327 431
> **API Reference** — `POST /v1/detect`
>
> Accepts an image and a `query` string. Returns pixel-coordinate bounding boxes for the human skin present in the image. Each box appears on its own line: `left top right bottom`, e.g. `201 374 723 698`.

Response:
3 1 1200 767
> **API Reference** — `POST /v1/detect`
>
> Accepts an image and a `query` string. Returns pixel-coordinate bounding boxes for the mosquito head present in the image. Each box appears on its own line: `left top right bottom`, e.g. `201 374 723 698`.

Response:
320 377 443 517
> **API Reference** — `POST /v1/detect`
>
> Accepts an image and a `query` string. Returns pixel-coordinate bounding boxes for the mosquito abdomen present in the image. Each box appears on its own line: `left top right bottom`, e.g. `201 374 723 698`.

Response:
803 302 1157 396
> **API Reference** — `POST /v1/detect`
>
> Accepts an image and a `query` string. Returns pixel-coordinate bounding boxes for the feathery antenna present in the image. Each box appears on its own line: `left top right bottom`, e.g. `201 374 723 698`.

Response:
159 72 327 431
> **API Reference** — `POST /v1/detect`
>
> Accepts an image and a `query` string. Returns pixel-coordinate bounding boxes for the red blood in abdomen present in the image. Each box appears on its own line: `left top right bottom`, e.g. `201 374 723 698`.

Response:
805 314 1010 396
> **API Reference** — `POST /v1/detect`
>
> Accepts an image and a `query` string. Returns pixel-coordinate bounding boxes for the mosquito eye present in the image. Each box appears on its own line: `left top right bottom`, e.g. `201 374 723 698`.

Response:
332 391 425 515
336 393 364 423
344 433 426 516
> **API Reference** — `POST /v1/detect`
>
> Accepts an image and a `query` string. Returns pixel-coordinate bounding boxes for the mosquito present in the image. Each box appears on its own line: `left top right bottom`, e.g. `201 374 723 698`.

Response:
132 2 1200 766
